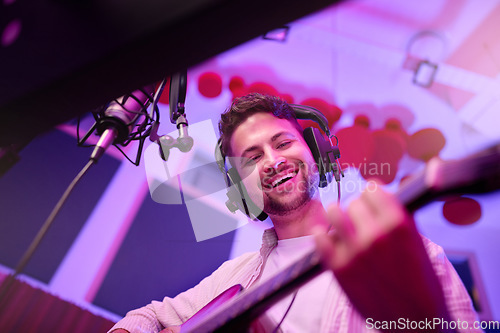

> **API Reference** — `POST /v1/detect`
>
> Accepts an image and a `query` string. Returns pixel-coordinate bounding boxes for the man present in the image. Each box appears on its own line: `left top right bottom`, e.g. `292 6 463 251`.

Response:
109 93 479 332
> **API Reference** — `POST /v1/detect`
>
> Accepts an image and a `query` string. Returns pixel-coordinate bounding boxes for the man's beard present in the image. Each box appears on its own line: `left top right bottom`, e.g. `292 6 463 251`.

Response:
263 168 319 216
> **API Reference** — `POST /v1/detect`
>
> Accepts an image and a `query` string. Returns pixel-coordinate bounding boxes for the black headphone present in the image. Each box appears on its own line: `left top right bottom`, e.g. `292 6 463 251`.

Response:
215 104 342 221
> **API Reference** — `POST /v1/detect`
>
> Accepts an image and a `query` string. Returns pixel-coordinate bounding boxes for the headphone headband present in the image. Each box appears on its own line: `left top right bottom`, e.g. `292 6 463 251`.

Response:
290 104 331 136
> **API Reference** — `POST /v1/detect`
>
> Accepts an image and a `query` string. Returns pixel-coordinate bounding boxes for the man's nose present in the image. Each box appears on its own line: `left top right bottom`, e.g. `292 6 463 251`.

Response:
263 152 286 174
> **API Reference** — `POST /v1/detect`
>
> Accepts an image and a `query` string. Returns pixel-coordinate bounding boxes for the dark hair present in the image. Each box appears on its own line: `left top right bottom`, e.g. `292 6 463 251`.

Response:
218 93 302 157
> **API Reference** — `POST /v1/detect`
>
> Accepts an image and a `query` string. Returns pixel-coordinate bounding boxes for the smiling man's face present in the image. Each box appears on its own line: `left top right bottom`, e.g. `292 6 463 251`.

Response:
229 112 320 217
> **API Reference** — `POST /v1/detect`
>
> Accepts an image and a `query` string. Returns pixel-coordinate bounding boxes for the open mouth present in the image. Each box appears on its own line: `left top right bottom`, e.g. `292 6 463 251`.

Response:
270 170 298 188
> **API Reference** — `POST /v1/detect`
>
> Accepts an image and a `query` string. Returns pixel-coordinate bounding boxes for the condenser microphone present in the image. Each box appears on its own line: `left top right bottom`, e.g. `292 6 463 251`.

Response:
89 84 156 162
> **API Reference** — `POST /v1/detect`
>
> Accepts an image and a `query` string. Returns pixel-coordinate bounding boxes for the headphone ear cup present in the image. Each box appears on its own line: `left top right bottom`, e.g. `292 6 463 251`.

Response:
226 167 268 221
214 138 227 175
216 138 267 221
303 127 337 187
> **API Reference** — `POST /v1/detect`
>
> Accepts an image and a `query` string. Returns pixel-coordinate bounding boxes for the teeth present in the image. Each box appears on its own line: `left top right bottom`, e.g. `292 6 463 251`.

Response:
272 171 297 188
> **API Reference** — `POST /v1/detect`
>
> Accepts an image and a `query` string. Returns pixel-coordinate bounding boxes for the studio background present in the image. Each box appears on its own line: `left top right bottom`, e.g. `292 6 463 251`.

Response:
1 0 499 327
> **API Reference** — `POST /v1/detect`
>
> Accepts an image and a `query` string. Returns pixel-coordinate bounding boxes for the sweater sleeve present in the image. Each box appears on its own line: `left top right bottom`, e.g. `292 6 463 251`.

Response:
422 236 482 332
107 251 261 333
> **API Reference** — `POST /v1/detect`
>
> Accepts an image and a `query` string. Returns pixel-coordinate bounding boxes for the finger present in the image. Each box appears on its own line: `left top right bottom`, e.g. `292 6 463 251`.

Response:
319 205 356 270
327 203 354 240
358 179 385 215
346 198 383 245
313 226 337 270
361 179 407 230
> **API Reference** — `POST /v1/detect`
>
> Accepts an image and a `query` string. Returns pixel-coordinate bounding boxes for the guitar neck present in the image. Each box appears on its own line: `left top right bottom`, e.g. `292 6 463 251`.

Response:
182 249 324 332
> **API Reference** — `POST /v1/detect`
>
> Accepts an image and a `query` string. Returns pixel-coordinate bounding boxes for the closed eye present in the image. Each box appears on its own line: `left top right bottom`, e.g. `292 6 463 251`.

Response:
244 154 261 166
276 140 292 149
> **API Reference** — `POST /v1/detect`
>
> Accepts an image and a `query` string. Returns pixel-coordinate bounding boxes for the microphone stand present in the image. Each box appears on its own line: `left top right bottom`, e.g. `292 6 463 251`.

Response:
150 70 193 161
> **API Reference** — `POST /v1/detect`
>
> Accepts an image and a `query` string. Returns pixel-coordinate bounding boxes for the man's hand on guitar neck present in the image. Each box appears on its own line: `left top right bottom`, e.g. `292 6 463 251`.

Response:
314 181 453 333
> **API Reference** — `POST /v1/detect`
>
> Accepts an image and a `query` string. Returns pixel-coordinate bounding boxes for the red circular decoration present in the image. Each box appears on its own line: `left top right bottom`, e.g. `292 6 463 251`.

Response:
297 119 320 131
358 129 405 184
229 76 245 92
231 87 248 100
335 125 375 168
354 115 370 128
300 98 342 126
198 72 222 98
385 118 409 147
407 128 446 161
247 82 279 96
442 197 482 225
280 93 295 104
385 118 401 131
372 129 407 154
